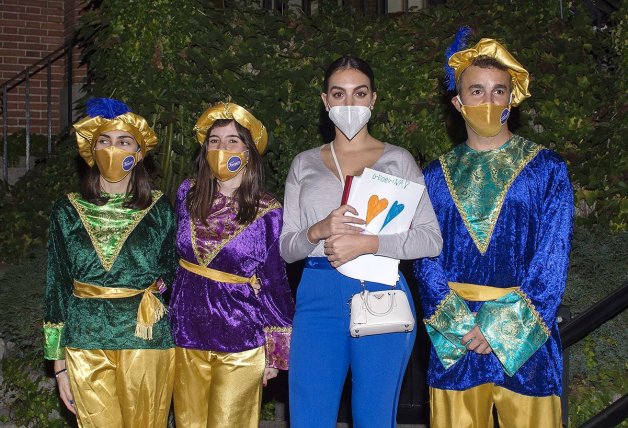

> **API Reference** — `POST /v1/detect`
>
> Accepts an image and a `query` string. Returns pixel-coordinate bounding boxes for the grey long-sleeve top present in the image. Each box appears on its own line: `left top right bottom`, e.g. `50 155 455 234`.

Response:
280 143 443 264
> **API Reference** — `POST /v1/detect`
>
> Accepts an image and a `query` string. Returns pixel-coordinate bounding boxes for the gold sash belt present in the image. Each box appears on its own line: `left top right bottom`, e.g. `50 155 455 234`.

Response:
178 259 260 292
448 282 519 302
73 279 165 340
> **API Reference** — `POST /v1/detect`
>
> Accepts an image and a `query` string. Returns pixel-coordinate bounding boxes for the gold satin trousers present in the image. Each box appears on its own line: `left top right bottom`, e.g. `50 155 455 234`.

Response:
173 346 265 428
430 384 562 428
65 347 175 428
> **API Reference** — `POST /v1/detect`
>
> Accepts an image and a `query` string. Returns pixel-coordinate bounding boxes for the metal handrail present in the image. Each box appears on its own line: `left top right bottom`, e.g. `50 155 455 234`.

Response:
0 44 68 93
206 0 620 18
578 393 628 428
0 39 76 184
560 282 628 349
557 282 628 427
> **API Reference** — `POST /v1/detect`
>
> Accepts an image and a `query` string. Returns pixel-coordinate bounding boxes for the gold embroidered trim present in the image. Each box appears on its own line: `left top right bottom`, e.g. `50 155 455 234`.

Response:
440 141 542 254
43 321 64 329
68 191 162 271
514 289 551 338
264 326 292 333
191 200 281 267
424 290 457 325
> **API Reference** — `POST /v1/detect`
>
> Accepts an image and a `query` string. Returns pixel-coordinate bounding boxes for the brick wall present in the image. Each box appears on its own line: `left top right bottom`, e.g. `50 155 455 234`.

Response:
0 0 86 136
64 1 86 87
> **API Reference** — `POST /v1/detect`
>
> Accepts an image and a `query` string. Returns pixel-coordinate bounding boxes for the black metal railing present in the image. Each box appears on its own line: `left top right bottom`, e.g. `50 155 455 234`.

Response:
0 38 76 184
561 282 628 349
579 393 628 428
258 0 618 17
559 282 628 428
237 0 436 16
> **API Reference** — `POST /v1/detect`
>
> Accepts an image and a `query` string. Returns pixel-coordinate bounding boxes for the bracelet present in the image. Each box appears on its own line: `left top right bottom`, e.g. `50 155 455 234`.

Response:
305 226 317 245
54 368 67 378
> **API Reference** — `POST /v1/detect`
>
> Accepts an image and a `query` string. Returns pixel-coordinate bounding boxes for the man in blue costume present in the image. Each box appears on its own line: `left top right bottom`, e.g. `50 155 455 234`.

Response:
414 31 573 428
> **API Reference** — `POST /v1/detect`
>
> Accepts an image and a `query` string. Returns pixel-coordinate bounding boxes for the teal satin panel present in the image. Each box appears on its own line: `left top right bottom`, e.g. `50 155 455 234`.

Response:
476 291 549 376
425 291 476 369
439 135 541 253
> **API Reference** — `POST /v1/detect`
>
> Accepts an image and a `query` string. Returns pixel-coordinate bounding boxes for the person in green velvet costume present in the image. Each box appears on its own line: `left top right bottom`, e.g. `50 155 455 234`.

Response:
43 98 177 427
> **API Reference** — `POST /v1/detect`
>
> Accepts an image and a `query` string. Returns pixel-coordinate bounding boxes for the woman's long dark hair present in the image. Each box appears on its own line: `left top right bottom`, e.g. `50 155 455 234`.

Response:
80 159 153 210
187 119 264 225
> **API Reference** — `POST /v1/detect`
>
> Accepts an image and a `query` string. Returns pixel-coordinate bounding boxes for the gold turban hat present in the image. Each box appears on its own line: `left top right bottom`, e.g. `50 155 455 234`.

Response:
448 38 531 106
73 98 158 166
194 102 268 155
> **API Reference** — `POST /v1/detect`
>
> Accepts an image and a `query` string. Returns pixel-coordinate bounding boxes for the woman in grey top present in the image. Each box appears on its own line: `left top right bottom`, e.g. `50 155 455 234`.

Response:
281 55 442 428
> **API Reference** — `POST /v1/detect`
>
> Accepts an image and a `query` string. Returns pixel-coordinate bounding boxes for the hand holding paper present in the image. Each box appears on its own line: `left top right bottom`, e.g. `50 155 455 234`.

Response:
324 233 379 267
335 168 425 285
307 205 365 243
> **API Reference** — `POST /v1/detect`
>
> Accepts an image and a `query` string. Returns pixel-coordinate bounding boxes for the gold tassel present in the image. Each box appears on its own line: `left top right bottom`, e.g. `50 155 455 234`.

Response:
134 293 167 340
135 323 153 340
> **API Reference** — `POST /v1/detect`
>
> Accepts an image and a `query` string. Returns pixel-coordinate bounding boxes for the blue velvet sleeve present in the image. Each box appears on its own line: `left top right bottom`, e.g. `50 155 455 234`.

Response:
477 153 573 375
414 163 453 315
414 163 476 367
516 153 573 328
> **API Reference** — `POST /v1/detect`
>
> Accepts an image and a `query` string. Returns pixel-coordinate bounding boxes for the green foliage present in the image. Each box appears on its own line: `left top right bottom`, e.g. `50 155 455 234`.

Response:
568 342 627 427
612 0 627 91
1 353 69 428
0 248 72 426
0 248 47 351
261 400 276 421
2 130 50 166
564 227 627 426
0 138 79 263
77 0 626 230
565 228 628 313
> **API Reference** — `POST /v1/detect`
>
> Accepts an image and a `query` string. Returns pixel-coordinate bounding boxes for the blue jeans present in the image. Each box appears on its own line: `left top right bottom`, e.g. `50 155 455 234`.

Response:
289 258 416 428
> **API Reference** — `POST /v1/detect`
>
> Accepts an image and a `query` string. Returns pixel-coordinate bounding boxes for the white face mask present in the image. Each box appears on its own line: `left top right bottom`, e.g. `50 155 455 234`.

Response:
328 106 371 140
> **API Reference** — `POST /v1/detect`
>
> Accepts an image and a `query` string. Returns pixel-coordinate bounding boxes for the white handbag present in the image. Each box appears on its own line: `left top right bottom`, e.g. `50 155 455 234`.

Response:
349 289 415 338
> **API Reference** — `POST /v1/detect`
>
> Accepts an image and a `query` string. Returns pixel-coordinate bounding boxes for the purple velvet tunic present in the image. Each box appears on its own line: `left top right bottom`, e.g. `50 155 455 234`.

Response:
169 179 294 369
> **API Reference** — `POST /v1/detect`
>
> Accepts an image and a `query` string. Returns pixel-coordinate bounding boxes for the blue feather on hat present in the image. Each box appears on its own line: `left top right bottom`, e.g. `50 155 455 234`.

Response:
444 26 473 91
85 98 131 119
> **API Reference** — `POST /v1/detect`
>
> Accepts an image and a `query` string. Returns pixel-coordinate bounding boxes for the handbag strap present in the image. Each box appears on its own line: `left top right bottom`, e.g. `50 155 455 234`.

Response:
329 141 345 188
361 290 397 316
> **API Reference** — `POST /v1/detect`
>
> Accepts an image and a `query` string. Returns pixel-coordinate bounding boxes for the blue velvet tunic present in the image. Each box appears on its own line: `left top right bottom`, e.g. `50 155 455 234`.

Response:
414 136 573 397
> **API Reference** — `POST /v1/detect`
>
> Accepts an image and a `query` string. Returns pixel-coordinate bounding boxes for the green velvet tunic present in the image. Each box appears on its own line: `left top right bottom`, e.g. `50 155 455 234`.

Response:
43 191 177 360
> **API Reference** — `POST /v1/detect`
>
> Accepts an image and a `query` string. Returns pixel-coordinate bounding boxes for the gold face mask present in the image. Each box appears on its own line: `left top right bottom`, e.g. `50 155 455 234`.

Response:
205 149 248 182
457 95 511 138
93 146 140 183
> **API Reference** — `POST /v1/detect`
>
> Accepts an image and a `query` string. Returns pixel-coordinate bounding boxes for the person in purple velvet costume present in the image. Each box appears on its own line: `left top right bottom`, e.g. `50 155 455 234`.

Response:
168 102 294 428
